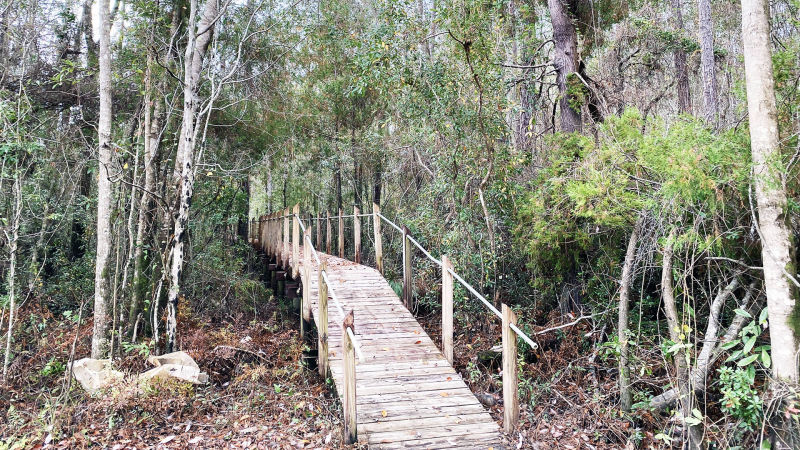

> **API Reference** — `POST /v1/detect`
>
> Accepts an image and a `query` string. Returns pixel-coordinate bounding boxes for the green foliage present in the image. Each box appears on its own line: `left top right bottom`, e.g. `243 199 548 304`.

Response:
718 366 763 430
39 358 65 378
514 109 751 307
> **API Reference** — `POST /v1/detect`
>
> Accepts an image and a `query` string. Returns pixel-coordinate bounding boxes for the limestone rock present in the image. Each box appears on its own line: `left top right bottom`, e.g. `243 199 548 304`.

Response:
72 358 124 393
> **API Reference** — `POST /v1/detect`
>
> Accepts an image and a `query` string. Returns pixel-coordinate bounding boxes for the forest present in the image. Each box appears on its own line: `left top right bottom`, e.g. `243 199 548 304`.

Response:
1 0 799 448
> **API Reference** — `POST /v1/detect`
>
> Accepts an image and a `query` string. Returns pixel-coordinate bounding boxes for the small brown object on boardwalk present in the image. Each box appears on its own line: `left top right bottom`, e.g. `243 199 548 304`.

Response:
343 309 354 333
502 303 519 432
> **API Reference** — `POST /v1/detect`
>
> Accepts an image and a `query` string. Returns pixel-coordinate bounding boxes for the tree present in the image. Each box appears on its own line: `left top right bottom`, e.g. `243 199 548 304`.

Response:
661 232 704 449
672 0 692 115
741 0 799 387
617 215 642 412
698 0 717 125
91 0 113 359
166 0 220 353
547 0 582 133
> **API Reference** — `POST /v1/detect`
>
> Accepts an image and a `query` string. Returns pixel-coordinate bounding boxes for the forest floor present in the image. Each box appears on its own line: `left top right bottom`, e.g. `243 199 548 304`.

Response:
0 298 353 449
1 291 669 449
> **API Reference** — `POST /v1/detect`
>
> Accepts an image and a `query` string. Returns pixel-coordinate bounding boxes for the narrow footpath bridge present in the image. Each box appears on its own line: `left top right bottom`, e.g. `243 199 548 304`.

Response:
249 204 537 449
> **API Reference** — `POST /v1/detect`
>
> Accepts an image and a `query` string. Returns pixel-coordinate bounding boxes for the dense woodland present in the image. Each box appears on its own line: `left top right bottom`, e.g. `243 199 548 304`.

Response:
1 0 799 448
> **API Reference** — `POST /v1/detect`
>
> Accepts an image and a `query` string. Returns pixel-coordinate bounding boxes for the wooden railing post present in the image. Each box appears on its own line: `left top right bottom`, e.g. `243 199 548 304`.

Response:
316 213 322 250
353 206 361 263
292 204 300 278
302 227 311 322
272 214 277 258
402 226 413 310
343 320 357 444
282 207 290 269
502 303 519 432
326 211 332 255
338 208 344 259
264 213 272 256
442 255 454 364
263 216 268 252
373 203 382 274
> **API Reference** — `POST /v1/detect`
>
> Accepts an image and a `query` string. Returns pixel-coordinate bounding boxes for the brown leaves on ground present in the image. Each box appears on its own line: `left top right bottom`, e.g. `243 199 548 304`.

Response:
0 301 357 449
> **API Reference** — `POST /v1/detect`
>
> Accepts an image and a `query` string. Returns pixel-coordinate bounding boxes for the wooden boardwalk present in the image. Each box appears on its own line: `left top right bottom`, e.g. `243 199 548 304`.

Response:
294 249 503 449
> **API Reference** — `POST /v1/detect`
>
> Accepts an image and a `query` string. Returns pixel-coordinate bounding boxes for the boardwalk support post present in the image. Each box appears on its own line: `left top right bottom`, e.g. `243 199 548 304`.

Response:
292 204 300 278
338 208 345 258
502 303 519 432
354 206 361 263
343 320 357 444
373 203 382 274
402 226 413 310
318 263 329 377
442 255 454 364
282 207 290 269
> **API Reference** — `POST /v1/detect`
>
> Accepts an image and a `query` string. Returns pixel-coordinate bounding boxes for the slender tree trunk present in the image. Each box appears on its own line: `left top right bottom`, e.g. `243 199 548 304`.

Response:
3 173 21 380
661 232 704 449
673 0 692 115
741 11 800 447
166 0 220 353
618 216 643 412
698 0 718 126
547 0 582 133
91 0 113 359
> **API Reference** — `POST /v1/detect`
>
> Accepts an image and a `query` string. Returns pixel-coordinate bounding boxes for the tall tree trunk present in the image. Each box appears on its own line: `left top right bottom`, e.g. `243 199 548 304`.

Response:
698 0 718 126
661 232 704 449
547 0 582 133
91 0 113 359
742 3 800 435
618 216 643 412
166 0 220 353
3 173 21 380
673 0 692 115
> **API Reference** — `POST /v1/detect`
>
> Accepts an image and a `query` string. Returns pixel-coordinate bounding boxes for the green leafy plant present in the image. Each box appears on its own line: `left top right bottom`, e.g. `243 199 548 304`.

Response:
39 358 65 377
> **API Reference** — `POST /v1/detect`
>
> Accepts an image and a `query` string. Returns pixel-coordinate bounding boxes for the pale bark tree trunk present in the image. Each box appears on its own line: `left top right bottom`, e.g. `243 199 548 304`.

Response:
618 216 643 412
661 232 704 449
673 0 692 115
742 0 800 385
548 0 581 133
91 0 113 359
698 0 718 126
166 0 220 353
131 7 180 339
3 173 21 380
